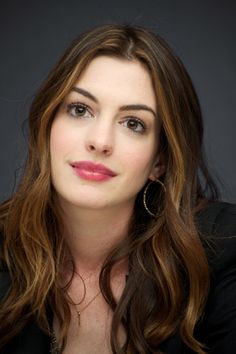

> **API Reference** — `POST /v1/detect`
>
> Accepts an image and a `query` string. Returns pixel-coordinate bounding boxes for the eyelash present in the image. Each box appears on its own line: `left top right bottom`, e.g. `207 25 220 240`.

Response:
67 102 93 118
66 102 147 134
121 117 146 134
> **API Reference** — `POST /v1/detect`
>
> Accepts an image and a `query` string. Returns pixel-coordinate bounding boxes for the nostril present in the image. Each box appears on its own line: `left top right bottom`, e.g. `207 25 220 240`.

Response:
89 144 96 151
86 142 113 155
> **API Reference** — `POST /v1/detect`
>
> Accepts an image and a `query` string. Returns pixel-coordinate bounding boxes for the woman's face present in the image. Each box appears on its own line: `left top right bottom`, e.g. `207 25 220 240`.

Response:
50 56 164 212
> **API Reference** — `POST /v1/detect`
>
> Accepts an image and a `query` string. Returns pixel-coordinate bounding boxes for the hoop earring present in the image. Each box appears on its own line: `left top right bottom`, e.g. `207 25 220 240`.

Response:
143 179 166 218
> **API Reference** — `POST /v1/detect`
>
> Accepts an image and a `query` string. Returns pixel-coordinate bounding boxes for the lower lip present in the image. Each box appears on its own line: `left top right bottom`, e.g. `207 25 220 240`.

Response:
72 167 114 181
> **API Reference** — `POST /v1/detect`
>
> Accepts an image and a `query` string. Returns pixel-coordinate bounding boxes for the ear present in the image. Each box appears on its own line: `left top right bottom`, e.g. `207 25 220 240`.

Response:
148 152 166 181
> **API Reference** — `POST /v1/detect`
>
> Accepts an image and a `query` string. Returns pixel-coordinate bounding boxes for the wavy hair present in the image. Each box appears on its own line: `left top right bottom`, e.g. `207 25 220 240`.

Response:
0 24 218 353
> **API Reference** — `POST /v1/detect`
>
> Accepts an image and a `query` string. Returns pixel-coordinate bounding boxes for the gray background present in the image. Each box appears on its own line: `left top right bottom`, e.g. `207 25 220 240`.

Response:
0 0 235 202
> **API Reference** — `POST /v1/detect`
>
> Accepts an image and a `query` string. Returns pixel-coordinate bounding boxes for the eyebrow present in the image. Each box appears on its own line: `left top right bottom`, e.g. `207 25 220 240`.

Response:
71 86 157 118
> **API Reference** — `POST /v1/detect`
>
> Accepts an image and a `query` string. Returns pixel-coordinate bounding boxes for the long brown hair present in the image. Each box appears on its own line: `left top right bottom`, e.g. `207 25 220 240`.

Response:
0 24 218 353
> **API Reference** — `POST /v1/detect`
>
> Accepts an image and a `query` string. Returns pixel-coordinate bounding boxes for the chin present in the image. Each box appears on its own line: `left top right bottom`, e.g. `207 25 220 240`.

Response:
58 195 112 211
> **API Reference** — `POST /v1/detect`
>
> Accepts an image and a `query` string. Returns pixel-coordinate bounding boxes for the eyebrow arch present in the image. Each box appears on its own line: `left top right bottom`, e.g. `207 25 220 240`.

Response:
72 87 99 103
119 104 156 118
71 86 157 118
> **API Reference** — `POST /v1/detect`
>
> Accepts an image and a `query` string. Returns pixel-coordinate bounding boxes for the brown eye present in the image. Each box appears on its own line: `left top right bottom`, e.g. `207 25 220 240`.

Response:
74 105 86 115
67 103 93 118
122 117 146 134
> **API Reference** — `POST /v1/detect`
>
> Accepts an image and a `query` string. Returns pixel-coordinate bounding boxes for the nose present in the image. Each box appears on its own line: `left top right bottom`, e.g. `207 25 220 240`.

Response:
85 118 114 156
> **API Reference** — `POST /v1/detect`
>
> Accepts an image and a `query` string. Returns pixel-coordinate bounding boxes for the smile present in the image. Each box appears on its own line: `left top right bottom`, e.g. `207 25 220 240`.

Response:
70 161 117 181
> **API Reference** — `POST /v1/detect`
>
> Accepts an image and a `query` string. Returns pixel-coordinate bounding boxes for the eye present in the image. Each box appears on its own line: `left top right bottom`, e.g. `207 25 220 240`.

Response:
66 102 93 118
121 117 146 134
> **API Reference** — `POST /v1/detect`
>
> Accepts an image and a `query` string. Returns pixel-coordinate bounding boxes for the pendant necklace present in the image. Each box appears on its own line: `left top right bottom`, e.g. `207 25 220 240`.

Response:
76 289 101 326
50 271 129 353
72 269 101 326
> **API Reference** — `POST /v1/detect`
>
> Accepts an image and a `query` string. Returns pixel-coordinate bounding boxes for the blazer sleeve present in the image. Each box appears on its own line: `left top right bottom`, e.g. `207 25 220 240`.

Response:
196 202 236 353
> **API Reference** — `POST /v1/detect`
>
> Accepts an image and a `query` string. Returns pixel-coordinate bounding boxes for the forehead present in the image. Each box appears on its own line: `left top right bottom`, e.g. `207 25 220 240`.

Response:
74 55 156 109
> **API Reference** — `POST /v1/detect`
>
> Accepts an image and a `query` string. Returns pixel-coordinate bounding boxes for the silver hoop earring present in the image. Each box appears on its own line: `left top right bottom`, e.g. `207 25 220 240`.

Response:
143 179 166 218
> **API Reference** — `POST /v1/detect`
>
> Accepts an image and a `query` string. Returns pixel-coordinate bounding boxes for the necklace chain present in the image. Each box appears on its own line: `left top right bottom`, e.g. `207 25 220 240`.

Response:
50 272 129 353
50 271 101 353
73 269 101 326
76 289 101 326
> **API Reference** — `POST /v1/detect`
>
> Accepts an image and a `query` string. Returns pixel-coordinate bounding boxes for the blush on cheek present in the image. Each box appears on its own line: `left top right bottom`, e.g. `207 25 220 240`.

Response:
50 122 74 153
126 149 155 170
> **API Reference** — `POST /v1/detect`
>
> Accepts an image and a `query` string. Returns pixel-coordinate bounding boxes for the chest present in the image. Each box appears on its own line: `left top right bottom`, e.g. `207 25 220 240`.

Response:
56 272 127 354
61 299 125 354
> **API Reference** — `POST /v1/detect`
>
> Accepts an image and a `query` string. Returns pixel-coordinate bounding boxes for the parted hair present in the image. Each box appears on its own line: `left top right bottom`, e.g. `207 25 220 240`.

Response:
0 23 218 353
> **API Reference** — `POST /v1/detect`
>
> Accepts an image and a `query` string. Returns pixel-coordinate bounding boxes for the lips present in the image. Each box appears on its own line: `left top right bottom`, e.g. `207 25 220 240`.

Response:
70 161 117 181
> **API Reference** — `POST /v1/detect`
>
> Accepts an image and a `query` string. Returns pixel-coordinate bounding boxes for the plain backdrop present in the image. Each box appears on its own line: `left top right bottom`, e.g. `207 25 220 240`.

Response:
0 0 235 202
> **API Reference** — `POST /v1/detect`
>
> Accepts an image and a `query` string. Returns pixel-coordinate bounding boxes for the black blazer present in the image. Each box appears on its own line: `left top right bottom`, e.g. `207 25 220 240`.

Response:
0 201 236 353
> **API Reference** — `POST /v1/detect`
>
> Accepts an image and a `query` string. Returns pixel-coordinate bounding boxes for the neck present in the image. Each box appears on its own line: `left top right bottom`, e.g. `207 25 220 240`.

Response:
59 201 133 275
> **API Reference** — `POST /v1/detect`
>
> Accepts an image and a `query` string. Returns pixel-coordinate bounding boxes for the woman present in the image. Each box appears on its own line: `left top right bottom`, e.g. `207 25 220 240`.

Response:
0 23 235 354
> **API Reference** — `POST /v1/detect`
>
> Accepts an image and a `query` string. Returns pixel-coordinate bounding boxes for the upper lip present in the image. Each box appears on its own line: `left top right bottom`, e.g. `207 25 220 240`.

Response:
70 161 117 176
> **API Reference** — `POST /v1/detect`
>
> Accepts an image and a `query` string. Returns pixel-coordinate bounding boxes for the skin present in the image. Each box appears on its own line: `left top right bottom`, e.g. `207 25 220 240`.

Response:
50 55 165 272
50 56 165 353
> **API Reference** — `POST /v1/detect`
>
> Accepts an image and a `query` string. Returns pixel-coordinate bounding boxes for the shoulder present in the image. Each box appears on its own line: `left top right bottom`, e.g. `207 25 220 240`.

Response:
196 201 236 274
196 201 236 272
0 235 51 353
197 201 236 236
195 202 236 352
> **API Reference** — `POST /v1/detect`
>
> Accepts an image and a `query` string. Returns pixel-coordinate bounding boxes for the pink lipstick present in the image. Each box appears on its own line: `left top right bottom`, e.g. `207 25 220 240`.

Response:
70 161 117 181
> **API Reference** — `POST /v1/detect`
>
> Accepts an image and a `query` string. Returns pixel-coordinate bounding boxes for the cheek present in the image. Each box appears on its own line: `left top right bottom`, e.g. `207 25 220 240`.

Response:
122 144 156 178
50 120 77 158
